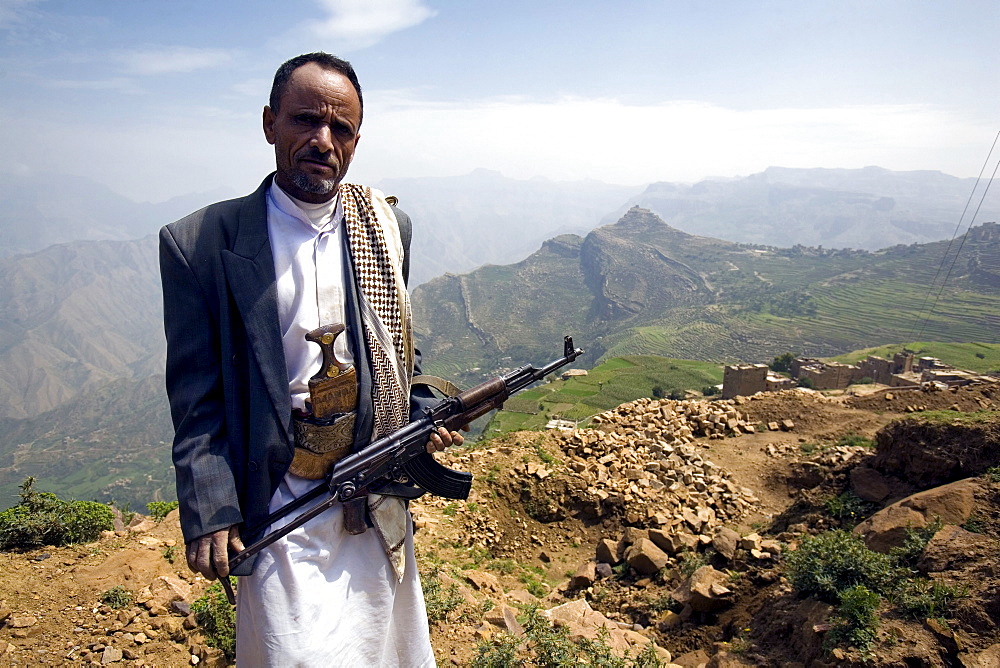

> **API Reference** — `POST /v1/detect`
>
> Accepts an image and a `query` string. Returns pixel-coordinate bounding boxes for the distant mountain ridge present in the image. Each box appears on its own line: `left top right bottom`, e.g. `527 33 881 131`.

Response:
614 166 1000 250
0 173 236 258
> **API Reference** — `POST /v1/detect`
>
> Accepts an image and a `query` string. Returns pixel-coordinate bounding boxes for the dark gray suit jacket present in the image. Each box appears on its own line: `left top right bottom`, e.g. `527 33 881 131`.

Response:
160 175 422 547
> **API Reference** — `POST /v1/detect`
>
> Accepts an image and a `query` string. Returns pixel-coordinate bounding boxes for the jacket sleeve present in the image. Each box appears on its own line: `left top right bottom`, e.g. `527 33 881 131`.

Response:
159 225 243 544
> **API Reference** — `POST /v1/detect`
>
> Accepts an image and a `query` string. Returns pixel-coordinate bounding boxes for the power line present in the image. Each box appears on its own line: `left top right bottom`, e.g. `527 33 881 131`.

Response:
907 130 1000 342
912 132 1000 341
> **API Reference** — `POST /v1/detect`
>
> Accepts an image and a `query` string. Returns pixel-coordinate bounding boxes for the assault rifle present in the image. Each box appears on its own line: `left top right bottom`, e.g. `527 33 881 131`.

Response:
218 336 584 602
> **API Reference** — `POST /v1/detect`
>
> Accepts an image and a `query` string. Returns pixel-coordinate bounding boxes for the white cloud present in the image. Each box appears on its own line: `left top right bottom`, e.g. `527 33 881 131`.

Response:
120 46 235 75
1 92 994 205
350 94 997 186
276 0 436 52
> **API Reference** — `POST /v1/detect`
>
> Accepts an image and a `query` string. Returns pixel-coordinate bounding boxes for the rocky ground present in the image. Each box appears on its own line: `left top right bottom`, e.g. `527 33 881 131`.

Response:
0 382 997 666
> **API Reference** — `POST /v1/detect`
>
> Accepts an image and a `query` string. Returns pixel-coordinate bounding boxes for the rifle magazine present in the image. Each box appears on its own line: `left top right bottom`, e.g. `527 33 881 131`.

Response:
403 452 473 500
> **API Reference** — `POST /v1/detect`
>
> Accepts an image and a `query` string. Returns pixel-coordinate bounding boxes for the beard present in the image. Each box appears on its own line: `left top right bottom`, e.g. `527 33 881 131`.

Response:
290 169 338 195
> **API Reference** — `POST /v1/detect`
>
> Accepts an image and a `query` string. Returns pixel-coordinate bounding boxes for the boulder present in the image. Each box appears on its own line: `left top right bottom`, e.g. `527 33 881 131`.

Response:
959 643 1000 668
569 561 597 590
484 604 524 635
464 570 501 593
625 538 669 575
787 462 825 489
671 565 733 613
711 527 740 561
596 538 620 564
144 576 191 614
544 599 671 663
917 524 994 573
854 479 981 553
850 466 890 503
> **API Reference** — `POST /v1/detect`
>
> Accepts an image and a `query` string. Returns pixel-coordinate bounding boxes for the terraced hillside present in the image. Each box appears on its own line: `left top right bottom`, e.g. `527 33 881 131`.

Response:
412 208 1000 385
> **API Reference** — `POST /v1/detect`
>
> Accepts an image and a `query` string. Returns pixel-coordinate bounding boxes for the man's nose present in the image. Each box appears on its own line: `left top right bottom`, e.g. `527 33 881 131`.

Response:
310 125 334 152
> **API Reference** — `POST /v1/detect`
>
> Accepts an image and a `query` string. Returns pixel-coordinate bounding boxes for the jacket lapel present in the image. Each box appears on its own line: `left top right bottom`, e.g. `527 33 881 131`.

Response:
220 177 292 436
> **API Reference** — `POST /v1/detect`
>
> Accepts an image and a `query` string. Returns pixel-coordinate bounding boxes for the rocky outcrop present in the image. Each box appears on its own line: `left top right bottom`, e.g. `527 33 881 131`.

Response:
853 479 982 552
871 418 1000 488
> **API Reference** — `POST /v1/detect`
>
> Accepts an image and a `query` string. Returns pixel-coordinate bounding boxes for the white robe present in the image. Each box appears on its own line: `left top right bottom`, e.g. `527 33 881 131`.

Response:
235 476 434 667
234 181 435 667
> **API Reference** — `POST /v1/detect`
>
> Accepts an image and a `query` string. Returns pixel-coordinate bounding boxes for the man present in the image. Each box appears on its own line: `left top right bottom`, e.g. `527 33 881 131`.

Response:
160 52 460 666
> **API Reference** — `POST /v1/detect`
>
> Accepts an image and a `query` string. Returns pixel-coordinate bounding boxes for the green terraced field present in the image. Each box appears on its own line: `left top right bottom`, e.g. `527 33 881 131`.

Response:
484 355 723 436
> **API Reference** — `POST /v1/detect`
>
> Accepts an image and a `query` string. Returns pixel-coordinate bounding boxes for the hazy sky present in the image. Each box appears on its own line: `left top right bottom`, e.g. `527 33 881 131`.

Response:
1 0 997 203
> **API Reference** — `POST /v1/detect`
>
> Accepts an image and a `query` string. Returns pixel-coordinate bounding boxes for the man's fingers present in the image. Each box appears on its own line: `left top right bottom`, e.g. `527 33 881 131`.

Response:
228 526 245 553
191 535 216 580
186 540 201 574
211 529 230 578
424 427 463 453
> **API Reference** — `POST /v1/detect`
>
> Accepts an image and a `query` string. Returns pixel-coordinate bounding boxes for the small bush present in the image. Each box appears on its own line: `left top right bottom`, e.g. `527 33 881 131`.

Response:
824 492 876 527
894 578 961 619
834 433 874 449
890 518 942 567
100 585 133 610
987 466 1000 483
421 567 463 622
829 585 880 650
147 501 179 520
786 530 894 602
678 550 708 577
702 385 720 397
0 477 115 550
192 578 237 661
162 544 178 563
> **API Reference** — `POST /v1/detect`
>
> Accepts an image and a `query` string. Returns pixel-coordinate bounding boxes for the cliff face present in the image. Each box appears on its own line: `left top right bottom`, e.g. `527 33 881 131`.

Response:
580 206 709 320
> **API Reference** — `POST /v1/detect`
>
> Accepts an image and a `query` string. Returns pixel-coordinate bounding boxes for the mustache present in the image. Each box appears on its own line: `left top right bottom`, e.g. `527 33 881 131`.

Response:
297 148 338 168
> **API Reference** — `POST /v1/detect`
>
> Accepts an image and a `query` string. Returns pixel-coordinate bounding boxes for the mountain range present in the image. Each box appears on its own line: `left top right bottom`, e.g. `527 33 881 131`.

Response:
1 166 999 506
609 166 1000 251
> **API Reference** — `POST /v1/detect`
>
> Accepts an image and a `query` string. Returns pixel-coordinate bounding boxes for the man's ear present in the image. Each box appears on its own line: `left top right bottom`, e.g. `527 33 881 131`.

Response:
262 106 276 145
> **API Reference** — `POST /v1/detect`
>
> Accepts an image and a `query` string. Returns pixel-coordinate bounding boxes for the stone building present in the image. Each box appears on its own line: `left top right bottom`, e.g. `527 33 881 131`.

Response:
722 364 767 399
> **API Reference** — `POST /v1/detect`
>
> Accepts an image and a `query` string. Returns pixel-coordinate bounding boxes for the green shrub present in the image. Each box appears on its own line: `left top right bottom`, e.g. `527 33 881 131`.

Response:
702 385 720 397
824 492 876 527
0 477 115 550
834 433 874 448
889 518 942 567
678 550 708 577
100 585 133 610
829 584 880 650
894 578 961 619
162 544 178 563
421 567 463 622
147 501 179 520
192 578 237 661
786 530 894 602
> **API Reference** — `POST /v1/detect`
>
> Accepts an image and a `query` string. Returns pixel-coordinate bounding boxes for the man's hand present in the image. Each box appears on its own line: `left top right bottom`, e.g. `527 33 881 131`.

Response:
425 426 466 453
186 525 244 580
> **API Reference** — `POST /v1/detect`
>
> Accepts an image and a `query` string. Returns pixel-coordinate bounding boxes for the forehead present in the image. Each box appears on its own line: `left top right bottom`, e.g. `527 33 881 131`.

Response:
281 63 361 116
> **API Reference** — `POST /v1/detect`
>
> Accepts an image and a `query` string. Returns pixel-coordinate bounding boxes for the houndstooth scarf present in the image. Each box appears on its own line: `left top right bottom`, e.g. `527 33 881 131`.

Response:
340 183 414 582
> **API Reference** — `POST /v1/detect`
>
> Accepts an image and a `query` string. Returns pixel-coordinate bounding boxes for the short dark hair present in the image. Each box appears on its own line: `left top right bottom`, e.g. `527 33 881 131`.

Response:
269 52 363 122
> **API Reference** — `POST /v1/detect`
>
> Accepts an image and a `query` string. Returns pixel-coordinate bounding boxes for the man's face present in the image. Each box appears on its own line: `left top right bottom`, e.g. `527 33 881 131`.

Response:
263 62 362 203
